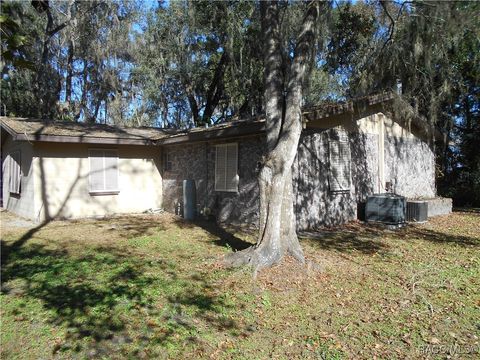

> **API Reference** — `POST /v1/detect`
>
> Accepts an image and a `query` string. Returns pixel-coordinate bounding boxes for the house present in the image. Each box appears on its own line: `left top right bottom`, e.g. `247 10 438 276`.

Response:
0 93 450 229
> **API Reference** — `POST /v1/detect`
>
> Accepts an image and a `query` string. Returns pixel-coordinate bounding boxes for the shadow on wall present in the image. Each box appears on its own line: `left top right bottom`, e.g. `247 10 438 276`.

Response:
2 128 162 263
383 120 435 198
208 137 266 228
161 143 208 215
294 129 357 230
35 145 162 220
294 113 436 231
3 140 34 219
2 156 86 264
214 182 261 228
349 131 377 202
162 137 266 227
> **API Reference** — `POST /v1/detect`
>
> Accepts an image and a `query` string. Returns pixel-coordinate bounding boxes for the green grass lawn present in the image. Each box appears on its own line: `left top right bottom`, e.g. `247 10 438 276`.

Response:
1 210 479 359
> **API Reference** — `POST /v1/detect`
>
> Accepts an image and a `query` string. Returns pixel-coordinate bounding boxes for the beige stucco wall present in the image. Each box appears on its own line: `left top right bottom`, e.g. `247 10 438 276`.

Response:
307 109 425 139
33 143 162 221
355 113 436 198
1 136 36 219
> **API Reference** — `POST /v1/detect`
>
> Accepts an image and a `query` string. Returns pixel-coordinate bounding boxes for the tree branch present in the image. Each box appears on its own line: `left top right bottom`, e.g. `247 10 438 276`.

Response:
202 50 229 124
47 2 103 39
380 1 395 47
187 92 200 126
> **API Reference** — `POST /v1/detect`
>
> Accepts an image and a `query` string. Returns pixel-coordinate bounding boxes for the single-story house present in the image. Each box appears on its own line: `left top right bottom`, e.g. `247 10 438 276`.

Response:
1 93 450 230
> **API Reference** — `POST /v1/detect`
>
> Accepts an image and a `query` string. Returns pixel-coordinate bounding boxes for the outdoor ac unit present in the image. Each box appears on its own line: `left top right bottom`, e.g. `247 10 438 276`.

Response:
366 194 406 225
406 201 428 222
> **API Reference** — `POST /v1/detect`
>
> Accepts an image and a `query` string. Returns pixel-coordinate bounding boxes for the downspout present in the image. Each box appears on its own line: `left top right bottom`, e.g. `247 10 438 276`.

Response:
205 141 209 214
378 114 385 193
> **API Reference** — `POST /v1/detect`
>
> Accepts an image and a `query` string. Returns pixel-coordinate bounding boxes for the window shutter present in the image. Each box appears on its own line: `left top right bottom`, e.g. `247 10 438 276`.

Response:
9 151 21 194
163 151 173 172
104 150 119 191
8 155 15 193
225 144 238 191
215 145 227 191
215 143 238 192
89 150 105 192
89 149 119 193
328 138 351 192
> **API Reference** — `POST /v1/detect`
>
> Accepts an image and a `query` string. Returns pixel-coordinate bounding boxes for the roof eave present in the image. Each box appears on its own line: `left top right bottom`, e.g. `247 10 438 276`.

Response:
157 120 266 145
0 120 19 138
4 131 157 146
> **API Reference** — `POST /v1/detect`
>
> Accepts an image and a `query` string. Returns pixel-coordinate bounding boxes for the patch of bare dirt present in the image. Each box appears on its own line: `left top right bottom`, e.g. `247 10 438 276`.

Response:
254 255 328 291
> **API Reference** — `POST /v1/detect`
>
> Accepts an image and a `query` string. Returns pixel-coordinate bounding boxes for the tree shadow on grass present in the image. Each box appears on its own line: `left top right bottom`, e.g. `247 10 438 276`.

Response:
1 220 241 357
300 230 391 255
1 222 48 264
151 289 238 347
300 220 479 256
1 215 167 266
453 208 480 214
1 240 156 355
401 225 479 247
173 218 253 251
71 214 168 239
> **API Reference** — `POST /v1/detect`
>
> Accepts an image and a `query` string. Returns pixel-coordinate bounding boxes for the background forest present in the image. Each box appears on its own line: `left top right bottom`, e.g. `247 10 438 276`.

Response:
1 0 479 206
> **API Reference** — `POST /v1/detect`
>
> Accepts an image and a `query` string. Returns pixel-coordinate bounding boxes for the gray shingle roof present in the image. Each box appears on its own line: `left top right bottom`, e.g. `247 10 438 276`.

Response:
0 92 394 145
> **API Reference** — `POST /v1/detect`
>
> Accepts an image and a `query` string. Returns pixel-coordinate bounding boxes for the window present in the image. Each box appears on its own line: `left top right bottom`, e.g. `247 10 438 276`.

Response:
215 143 238 192
8 151 21 195
328 133 351 192
89 149 119 194
163 150 173 172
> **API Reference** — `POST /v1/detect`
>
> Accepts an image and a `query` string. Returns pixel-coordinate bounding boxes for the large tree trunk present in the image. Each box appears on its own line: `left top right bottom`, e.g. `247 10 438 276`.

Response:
225 1 319 271
65 1 77 109
34 4 55 118
75 59 89 121
65 40 74 106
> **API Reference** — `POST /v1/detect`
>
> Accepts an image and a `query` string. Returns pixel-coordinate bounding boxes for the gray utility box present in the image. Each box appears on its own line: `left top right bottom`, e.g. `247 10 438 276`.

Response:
183 179 197 220
406 201 428 222
366 194 406 225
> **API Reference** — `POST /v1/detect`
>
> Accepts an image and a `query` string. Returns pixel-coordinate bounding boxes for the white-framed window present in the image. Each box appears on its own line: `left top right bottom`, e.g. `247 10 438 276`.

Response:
328 133 352 192
8 151 21 195
215 143 239 192
88 149 119 195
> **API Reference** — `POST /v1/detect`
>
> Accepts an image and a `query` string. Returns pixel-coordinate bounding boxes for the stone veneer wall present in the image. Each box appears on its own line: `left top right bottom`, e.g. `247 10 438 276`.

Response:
162 142 208 215
208 136 266 226
383 135 436 198
293 129 379 229
161 135 265 227
162 125 436 230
